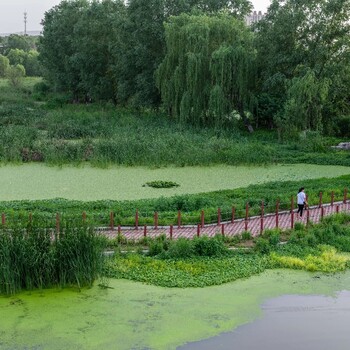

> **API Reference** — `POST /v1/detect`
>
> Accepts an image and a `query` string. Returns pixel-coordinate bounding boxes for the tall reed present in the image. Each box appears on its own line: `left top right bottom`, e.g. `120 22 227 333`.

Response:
0 220 105 295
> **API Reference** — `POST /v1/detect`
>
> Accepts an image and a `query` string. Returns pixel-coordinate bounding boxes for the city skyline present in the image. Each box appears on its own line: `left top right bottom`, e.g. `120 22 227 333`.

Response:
0 0 271 35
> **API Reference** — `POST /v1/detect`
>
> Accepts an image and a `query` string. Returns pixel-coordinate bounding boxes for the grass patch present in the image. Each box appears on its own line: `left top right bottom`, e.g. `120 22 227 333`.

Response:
0 174 349 226
0 78 349 167
104 214 350 288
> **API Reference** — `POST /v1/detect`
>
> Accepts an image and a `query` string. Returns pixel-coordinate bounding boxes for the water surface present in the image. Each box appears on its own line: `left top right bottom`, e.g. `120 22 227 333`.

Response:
1 270 350 349
180 291 350 350
0 163 350 200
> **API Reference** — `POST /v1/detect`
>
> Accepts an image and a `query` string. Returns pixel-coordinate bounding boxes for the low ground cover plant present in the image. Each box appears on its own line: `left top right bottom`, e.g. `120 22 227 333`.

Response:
143 180 180 188
104 214 350 288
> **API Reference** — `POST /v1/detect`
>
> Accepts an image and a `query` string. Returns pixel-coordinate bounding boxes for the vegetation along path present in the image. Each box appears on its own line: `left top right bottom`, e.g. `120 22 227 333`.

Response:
104 201 350 241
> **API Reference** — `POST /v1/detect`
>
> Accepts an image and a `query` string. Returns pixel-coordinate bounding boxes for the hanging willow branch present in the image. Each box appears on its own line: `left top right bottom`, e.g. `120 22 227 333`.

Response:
156 13 257 130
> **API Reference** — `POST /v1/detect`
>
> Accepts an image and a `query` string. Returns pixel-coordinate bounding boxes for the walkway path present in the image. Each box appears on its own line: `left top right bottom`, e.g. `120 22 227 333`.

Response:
102 202 350 241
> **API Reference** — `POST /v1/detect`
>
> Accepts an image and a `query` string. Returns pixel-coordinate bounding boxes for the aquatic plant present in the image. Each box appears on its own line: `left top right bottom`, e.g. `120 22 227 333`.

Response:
0 221 105 295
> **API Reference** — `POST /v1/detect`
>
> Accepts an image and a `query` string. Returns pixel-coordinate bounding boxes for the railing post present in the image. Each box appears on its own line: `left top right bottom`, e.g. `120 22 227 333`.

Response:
56 213 60 233
319 192 323 208
344 188 348 204
307 208 310 224
118 225 121 234
217 208 221 226
276 200 279 228
154 211 158 229
260 200 264 234
331 191 334 207
143 225 147 237
245 202 249 231
197 224 200 237
135 209 139 230
201 210 205 228
170 225 173 240
110 211 114 230
231 207 235 224
221 224 225 236
291 196 294 229
177 210 181 228
336 205 339 213
321 206 324 218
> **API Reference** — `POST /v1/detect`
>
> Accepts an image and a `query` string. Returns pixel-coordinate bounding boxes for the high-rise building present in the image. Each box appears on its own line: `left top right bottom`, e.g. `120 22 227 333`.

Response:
245 11 265 26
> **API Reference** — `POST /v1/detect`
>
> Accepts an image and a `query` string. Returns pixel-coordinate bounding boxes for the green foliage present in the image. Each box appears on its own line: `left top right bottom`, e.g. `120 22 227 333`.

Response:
262 229 281 246
254 238 271 254
0 174 350 226
241 231 252 241
105 215 350 288
156 13 255 128
0 221 105 295
105 252 268 288
6 64 26 88
0 55 10 77
166 238 195 259
144 181 180 189
255 0 350 136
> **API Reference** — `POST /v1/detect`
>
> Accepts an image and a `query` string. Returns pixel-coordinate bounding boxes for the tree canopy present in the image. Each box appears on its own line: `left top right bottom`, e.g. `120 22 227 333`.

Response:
156 13 255 129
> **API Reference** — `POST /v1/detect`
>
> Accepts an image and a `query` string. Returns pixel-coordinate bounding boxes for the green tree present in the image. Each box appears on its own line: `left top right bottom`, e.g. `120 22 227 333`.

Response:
255 0 350 134
156 13 255 129
276 70 330 138
24 50 42 77
39 0 90 98
5 34 31 53
7 48 27 66
0 54 10 77
6 64 26 88
113 0 252 107
72 0 125 102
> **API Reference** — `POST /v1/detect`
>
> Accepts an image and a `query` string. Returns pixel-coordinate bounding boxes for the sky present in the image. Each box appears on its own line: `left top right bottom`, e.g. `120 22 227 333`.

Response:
0 0 272 34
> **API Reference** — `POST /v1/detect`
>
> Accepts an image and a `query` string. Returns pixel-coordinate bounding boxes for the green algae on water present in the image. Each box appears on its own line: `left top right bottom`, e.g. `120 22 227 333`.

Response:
1 163 350 201
1 270 350 350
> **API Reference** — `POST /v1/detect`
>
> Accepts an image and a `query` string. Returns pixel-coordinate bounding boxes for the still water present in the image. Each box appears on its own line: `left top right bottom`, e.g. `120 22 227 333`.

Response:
1 270 350 350
180 291 350 350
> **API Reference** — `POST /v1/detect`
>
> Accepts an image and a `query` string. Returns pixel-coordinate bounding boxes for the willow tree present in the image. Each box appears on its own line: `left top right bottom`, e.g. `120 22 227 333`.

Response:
156 13 256 130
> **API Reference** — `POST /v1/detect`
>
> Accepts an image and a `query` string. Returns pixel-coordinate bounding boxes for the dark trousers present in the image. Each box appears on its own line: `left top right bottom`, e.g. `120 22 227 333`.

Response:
297 204 304 217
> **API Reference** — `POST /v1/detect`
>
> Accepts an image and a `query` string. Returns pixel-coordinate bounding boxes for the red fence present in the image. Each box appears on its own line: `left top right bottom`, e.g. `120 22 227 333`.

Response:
1 189 349 240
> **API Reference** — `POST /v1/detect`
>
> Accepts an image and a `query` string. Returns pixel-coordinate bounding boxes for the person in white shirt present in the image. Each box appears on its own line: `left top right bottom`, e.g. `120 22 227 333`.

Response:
297 187 307 217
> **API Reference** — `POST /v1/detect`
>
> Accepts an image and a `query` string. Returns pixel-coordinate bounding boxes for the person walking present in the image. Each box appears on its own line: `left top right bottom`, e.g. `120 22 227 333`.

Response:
297 187 307 218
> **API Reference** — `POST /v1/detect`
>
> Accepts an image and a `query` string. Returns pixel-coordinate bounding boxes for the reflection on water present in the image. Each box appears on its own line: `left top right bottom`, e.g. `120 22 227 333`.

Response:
179 291 350 350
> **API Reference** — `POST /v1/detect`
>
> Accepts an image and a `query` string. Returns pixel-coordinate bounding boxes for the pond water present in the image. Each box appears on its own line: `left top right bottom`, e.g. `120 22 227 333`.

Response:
179 291 350 350
1 270 350 350
0 163 350 200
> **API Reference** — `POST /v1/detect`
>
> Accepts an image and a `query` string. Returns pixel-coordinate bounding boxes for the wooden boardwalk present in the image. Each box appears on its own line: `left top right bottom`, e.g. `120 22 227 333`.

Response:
102 202 350 241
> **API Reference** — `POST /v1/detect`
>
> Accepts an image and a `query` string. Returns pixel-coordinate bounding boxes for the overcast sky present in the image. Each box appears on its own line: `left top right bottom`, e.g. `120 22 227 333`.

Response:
0 0 272 34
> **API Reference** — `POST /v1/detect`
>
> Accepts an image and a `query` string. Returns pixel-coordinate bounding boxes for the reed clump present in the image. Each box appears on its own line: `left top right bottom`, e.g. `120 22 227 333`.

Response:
0 220 105 295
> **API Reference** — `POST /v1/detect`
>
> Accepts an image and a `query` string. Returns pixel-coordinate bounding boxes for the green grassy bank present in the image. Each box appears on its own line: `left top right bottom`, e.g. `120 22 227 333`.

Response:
0 173 349 227
105 214 350 288
0 78 349 168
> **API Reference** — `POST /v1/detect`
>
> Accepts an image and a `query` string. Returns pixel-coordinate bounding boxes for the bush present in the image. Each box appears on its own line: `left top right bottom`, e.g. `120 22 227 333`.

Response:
167 238 194 259
254 238 271 254
192 235 228 257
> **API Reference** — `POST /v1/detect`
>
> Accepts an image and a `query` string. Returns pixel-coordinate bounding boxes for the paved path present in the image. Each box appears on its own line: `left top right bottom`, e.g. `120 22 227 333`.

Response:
101 202 350 241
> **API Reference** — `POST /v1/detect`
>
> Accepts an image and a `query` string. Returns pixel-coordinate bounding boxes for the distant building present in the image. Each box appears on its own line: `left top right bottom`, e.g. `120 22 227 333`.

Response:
245 11 265 26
